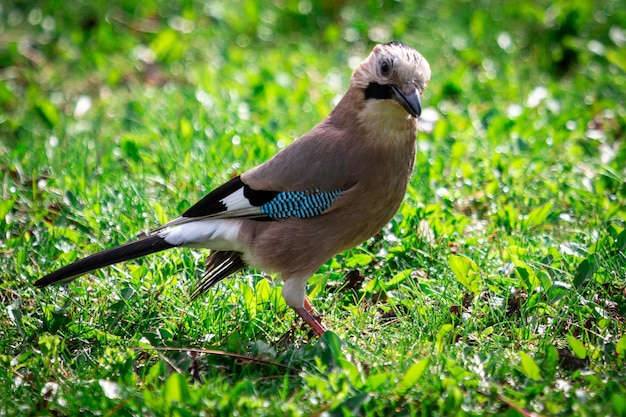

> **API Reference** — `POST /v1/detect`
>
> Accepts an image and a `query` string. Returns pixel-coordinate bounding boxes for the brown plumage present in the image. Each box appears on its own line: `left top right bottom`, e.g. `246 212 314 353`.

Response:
36 42 431 337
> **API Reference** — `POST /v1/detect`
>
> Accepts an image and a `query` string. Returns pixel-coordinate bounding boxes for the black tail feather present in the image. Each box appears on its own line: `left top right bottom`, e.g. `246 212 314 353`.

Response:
190 251 246 300
35 235 175 287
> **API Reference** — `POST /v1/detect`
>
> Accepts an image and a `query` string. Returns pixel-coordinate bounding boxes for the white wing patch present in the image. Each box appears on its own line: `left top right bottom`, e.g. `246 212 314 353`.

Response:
218 186 261 217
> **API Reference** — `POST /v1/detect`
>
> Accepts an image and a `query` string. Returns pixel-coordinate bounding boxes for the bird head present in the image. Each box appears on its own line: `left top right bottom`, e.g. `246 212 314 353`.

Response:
352 41 431 119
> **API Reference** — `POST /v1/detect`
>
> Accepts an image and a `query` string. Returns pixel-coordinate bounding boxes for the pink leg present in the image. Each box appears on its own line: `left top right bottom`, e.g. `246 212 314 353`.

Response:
294 297 326 336
304 297 315 313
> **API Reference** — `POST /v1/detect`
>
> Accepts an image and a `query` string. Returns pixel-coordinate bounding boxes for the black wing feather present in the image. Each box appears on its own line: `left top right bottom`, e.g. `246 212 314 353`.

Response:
183 176 245 218
190 251 246 300
182 175 280 219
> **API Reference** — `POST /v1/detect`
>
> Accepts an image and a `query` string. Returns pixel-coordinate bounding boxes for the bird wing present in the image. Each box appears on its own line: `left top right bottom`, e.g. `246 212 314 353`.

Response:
241 121 357 193
153 124 357 233
152 175 348 232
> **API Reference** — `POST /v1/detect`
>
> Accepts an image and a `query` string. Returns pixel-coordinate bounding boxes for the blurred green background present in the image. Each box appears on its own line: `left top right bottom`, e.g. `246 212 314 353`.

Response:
2 0 624 139
1 0 625 415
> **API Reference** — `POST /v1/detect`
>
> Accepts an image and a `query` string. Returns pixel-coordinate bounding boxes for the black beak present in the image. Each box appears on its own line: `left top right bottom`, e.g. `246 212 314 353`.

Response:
392 86 422 118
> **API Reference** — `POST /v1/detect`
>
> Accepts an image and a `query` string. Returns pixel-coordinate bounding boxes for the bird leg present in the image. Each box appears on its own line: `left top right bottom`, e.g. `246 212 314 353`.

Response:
281 278 327 337
273 297 326 346
294 297 326 336
304 296 316 313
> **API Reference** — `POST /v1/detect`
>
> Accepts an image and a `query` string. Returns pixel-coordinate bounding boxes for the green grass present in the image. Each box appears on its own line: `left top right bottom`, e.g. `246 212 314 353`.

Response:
1 0 625 415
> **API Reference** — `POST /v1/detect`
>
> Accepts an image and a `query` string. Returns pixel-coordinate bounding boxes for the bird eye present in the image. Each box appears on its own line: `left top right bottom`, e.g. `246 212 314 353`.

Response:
380 60 391 76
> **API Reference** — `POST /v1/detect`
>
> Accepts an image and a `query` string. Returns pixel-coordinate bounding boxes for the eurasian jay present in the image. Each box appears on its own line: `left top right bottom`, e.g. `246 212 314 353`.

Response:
35 41 431 337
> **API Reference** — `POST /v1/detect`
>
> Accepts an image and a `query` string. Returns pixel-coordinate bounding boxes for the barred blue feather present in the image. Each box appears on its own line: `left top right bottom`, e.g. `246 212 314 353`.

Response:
260 189 342 219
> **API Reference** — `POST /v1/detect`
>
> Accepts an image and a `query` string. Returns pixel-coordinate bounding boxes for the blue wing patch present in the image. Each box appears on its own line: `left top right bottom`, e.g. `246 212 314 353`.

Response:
180 175 343 221
260 189 342 219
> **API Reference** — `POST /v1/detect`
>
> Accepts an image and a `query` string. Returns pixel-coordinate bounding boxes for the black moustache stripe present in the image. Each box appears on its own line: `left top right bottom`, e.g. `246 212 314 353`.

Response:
365 82 393 100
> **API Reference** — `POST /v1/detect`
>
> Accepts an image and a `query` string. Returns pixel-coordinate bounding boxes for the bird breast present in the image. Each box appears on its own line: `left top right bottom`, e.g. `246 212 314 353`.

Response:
241 127 417 278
